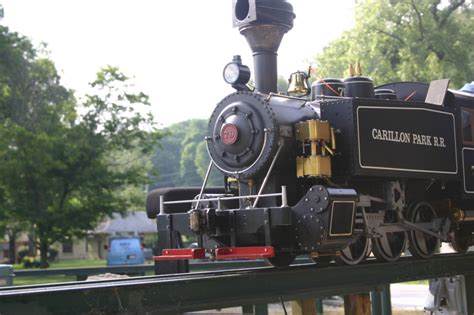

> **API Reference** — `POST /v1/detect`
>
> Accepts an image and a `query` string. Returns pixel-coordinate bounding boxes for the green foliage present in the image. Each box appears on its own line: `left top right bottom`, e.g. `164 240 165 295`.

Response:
0 26 160 267
22 256 42 268
277 75 289 94
150 119 222 189
314 0 474 88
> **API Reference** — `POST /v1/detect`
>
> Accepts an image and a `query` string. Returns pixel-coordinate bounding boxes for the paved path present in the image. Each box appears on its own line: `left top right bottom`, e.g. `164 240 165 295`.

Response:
188 283 432 313
391 283 429 309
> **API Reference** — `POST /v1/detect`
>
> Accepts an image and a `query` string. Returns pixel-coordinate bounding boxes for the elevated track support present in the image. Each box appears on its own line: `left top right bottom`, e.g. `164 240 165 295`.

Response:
1 254 474 314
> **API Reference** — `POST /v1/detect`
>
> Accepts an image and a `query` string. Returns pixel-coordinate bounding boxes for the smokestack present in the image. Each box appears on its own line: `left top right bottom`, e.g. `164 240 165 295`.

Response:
232 0 295 94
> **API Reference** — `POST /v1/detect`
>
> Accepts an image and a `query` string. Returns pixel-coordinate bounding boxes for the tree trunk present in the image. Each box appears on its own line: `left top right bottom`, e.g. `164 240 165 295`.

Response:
7 231 16 264
28 234 36 256
39 238 49 268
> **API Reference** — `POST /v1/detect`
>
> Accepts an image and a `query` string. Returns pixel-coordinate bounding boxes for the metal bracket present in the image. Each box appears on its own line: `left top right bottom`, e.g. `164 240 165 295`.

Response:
400 218 448 241
385 181 405 212
230 211 237 247
264 208 272 246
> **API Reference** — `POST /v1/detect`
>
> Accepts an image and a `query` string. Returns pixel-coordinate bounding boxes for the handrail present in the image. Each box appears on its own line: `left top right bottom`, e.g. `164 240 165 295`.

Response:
162 192 283 205
160 185 288 213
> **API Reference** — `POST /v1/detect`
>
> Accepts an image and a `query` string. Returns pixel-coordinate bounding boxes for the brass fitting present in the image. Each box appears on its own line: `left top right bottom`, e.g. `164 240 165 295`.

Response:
450 208 466 223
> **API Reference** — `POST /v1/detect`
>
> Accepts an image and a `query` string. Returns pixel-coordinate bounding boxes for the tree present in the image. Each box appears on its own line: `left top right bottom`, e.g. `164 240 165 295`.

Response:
314 0 474 88
0 34 160 267
0 25 58 263
0 26 37 122
277 75 289 94
150 119 222 189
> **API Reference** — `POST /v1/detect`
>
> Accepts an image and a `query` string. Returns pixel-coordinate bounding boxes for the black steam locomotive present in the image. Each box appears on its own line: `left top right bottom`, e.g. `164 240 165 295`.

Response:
147 0 474 270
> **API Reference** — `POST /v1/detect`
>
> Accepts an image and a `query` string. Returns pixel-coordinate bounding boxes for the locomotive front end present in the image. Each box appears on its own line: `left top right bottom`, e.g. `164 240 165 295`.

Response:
147 0 363 269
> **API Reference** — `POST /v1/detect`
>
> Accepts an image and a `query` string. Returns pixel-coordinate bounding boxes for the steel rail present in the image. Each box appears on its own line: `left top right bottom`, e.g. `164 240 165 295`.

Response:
2 266 274 295
2 253 474 314
13 264 155 278
12 259 276 278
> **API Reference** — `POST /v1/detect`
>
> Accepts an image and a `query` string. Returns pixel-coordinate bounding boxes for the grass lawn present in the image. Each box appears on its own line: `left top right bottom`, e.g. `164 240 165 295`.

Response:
13 258 106 270
13 275 77 286
12 259 107 286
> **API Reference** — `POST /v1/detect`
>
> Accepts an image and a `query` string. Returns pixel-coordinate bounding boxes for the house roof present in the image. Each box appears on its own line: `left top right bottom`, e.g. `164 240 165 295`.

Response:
93 211 157 235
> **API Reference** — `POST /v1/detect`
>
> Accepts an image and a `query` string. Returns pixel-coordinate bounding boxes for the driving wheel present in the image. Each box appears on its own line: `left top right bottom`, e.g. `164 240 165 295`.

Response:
372 210 407 262
337 235 371 265
450 228 471 254
407 201 440 259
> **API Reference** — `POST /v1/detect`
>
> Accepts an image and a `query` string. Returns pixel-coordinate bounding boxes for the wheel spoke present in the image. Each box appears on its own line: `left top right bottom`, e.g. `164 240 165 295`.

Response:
415 230 428 255
343 246 353 260
337 236 370 265
380 234 393 257
408 201 438 259
415 210 421 222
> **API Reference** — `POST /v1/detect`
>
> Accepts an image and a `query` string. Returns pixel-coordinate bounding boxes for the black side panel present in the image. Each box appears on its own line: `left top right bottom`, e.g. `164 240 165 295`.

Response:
322 98 459 180
357 106 457 175
463 148 474 193
320 100 357 177
375 82 429 102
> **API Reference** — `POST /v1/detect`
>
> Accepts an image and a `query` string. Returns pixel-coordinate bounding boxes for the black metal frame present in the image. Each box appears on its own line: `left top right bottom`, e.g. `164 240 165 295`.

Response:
3 254 474 314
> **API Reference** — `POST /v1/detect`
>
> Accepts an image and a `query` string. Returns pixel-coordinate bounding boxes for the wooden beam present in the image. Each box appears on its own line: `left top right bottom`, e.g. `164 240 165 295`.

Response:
292 299 316 315
344 294 371 315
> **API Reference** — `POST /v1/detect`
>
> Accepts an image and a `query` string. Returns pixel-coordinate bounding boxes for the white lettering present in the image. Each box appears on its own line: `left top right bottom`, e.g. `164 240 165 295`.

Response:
370 128 446 148
439 137 446 147
372 128 378 140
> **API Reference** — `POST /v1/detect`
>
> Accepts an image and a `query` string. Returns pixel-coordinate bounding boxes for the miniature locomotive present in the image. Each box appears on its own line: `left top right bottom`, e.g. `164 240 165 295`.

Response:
147 0 474 270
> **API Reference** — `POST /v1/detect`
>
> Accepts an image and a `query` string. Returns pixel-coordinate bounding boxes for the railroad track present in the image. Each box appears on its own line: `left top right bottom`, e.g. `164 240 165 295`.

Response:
1 253 474 314
0 265 274 296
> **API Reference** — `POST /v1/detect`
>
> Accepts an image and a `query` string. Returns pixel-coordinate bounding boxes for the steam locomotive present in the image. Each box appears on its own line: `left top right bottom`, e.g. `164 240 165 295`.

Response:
146 0 474 271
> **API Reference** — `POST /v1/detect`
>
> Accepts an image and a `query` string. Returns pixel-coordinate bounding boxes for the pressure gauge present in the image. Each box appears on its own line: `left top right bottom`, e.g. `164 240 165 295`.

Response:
222 55 250 87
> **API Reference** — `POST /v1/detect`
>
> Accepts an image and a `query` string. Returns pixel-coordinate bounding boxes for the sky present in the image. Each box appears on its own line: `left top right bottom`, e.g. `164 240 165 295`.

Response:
1 0 355 127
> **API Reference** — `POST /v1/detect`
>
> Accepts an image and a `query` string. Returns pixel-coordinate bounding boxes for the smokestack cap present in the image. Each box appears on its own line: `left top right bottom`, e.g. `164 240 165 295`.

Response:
233 0 295 53
233 0 295 31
